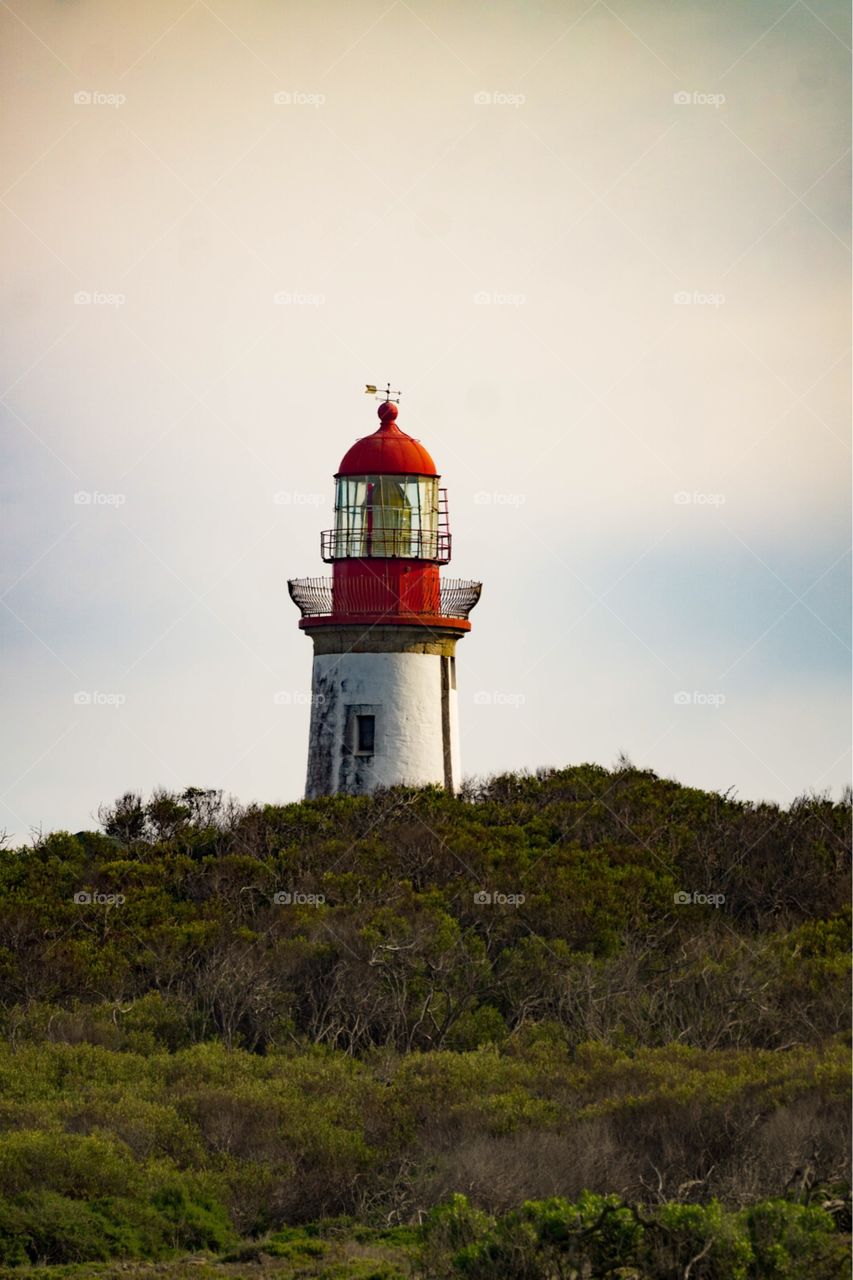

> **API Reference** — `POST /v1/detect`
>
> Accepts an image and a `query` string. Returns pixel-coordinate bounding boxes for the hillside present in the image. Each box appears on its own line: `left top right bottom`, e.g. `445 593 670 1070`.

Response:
0 764 849 1277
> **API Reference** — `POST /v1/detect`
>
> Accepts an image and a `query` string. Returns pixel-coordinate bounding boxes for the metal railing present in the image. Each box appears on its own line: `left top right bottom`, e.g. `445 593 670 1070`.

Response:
288 576 482 621
321 528 451 561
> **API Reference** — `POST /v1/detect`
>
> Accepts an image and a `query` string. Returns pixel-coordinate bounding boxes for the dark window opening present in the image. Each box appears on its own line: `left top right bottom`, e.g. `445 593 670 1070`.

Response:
356 714 375 754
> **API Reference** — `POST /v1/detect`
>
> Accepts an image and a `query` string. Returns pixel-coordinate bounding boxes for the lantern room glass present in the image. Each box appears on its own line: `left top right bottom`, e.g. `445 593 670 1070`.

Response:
334 475 439 558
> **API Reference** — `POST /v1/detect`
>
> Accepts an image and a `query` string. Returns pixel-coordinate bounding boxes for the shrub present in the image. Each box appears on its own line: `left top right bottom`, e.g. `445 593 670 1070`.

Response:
742 1200 849 1280
420 1195 850 1279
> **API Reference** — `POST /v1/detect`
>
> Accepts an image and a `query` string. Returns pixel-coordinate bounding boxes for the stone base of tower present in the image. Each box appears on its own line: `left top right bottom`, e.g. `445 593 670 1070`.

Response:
303 625 466 799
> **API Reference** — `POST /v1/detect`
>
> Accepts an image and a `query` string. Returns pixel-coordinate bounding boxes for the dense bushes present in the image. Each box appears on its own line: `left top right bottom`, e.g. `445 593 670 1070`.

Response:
0 767 848 1271
0 1130 234 1265
420 1193 849 1279
1 768 849 1056
0 1037 847 1262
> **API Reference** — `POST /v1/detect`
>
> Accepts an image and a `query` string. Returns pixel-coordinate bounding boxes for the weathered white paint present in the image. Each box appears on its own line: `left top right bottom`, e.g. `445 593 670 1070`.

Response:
306 649 461 797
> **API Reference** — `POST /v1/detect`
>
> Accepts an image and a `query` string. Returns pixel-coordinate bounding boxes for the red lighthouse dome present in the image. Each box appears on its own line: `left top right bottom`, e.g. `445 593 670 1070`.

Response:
337 402 438 477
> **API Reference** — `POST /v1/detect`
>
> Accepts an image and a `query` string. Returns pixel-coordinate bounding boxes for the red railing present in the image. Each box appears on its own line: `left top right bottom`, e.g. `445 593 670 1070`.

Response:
288 576 482 621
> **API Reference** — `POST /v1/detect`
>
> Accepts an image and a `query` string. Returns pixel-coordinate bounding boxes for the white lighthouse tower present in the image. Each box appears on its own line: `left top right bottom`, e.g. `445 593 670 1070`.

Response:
288 387 481 798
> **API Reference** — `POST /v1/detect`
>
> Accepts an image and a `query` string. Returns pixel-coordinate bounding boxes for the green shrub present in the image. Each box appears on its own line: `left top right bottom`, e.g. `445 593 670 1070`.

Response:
420 1194 493 1278
420 1195 850 1279
0 1131 233 1264
645 1200 753 1279
743 1200 849 1279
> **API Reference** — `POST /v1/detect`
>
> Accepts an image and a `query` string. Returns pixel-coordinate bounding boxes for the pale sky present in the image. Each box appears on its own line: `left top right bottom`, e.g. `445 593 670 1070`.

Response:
1 0 850 841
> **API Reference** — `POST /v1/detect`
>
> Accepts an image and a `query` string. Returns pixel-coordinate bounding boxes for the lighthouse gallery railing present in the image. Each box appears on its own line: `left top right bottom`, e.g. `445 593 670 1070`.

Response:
287 576 482 621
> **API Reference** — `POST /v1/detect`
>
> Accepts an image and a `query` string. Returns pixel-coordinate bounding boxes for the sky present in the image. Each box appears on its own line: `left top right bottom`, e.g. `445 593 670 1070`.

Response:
1 0 850 841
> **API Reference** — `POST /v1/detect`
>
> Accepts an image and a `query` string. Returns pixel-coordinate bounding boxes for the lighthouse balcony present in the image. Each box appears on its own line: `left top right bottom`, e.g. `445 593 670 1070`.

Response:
288 575 482 623
320 528 451 562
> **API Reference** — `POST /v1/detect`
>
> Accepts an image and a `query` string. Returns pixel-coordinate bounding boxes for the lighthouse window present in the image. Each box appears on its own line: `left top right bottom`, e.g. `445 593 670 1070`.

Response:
334 475 439 559
356 714 375 754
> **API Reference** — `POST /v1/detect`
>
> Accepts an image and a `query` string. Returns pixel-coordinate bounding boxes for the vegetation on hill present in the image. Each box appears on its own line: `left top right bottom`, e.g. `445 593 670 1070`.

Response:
0 764 849 1276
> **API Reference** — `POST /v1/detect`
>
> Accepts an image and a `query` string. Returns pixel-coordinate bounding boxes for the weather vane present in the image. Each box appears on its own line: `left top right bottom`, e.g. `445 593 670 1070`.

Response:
364 382 401 404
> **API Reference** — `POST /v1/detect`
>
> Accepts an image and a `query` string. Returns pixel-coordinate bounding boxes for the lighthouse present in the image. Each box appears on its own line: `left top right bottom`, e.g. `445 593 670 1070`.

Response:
288 387 481 798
